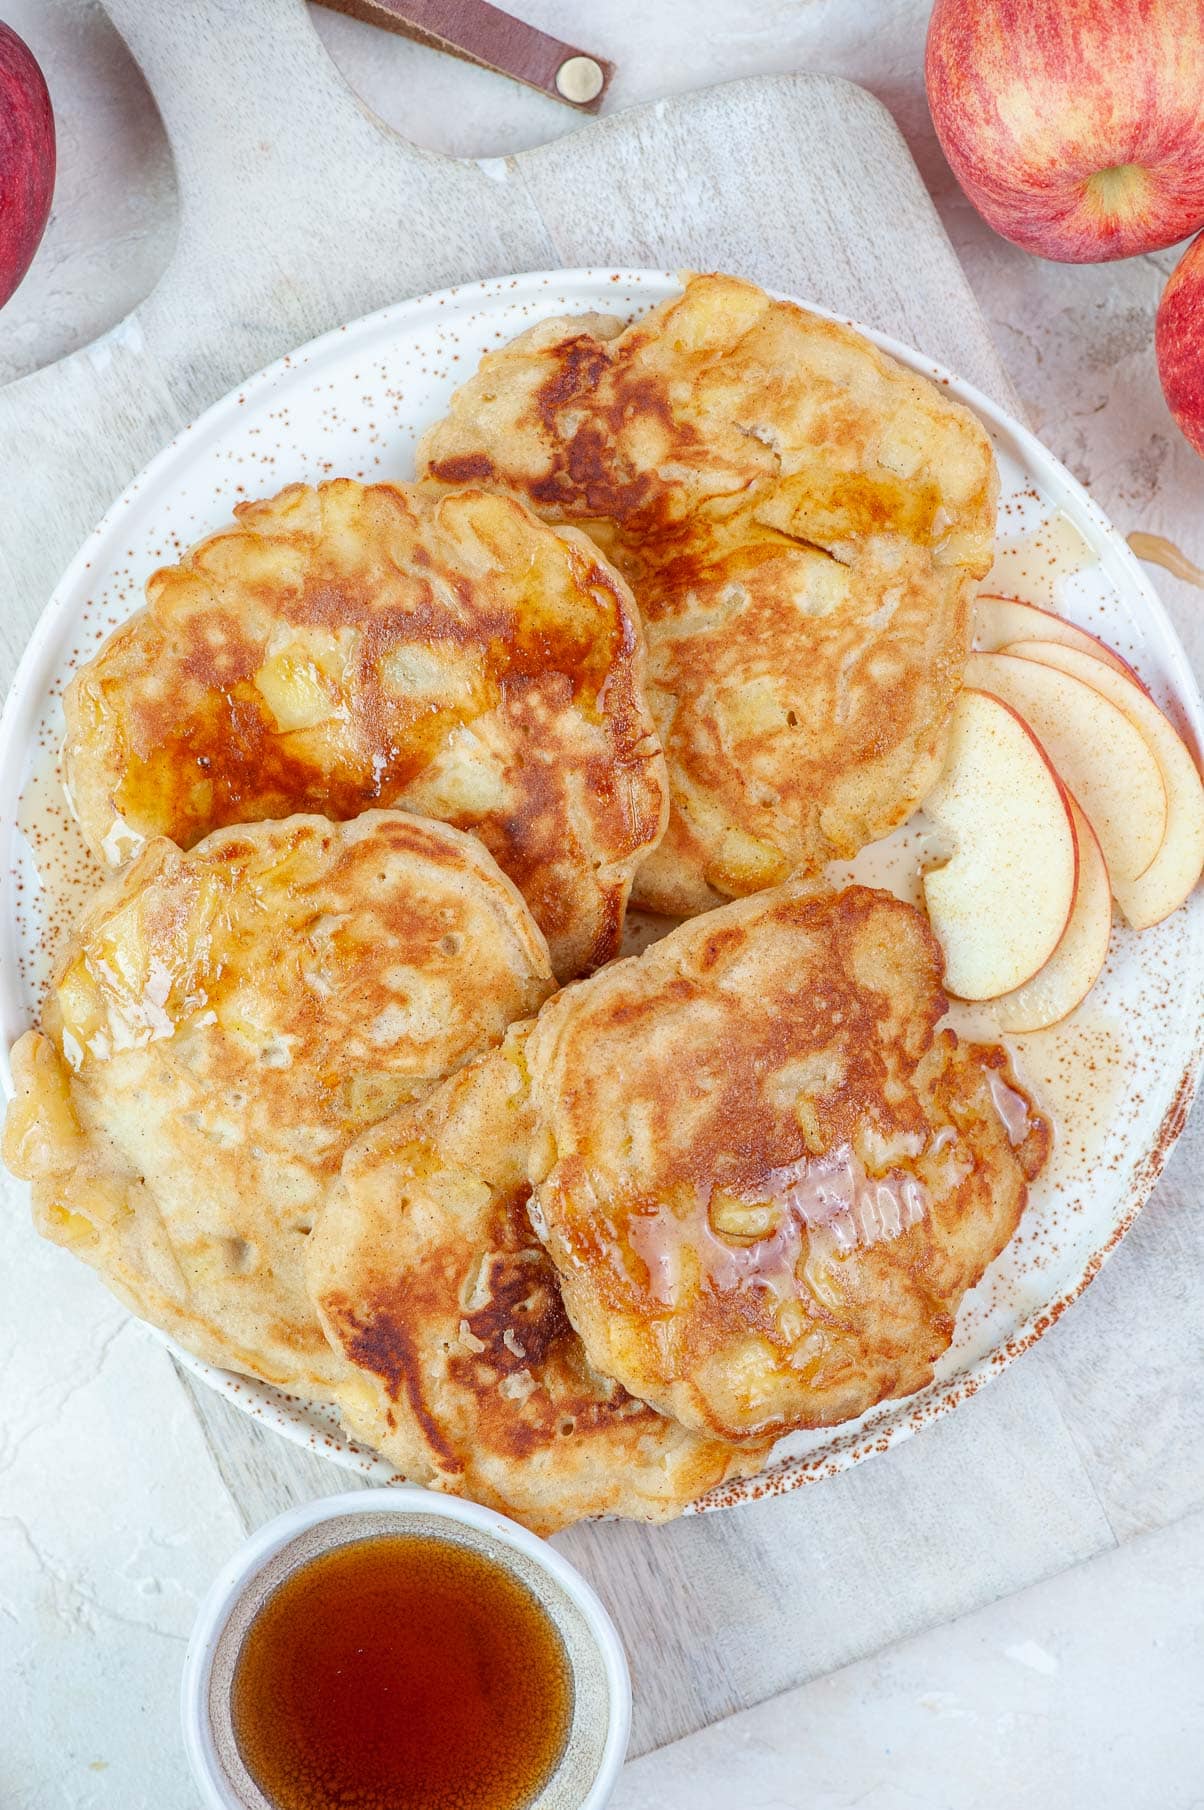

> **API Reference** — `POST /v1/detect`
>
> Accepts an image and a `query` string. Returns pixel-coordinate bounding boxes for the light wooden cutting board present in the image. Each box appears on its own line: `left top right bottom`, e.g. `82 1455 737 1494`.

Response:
2 0 1201 1761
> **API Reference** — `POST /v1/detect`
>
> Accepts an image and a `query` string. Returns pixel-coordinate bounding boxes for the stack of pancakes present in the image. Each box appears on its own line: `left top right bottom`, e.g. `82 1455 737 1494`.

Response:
4 274 1049 1534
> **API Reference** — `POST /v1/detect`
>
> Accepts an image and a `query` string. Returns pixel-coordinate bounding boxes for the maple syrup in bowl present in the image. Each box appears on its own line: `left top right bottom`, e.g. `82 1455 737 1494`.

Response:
182 1490 630 1810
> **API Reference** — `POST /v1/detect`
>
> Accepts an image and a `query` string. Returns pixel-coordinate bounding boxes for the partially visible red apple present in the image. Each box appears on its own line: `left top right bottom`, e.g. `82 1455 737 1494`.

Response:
1157 230 1204 457
0 20 55 309
926 0 1204 263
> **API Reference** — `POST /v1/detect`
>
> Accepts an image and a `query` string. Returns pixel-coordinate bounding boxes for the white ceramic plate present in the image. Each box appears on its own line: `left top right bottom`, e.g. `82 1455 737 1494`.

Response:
2 271 1202 1508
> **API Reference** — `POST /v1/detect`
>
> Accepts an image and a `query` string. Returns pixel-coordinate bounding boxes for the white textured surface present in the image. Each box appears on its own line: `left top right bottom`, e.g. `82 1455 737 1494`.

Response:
1 3 1202 1808
1 1256 244 1810
611 1507 1204 1810
0 0 175 388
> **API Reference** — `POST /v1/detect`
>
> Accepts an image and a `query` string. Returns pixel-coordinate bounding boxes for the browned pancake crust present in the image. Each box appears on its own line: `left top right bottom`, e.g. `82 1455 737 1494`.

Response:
62 480 668 978
308 1030 766 1532
420 275 997 915
3 812 554 1398
524 882 1049 1440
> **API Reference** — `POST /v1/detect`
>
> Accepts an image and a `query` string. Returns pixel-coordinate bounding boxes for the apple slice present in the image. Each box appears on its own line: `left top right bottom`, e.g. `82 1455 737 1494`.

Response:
974 595 1148 692
991 798 1112 1034
923 689 1078 1001
964 650 1167 884
1001 639 1204 930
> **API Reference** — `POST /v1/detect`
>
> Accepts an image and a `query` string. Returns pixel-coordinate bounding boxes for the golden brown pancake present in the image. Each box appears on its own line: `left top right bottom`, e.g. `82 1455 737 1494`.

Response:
523 882 1049 1441
62 480 668 978
419 273 998 916
3 812 553 1397
308 1028 767 1533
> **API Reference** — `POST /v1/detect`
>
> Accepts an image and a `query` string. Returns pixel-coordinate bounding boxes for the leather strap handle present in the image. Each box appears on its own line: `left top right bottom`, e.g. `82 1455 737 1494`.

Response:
315 0 614 111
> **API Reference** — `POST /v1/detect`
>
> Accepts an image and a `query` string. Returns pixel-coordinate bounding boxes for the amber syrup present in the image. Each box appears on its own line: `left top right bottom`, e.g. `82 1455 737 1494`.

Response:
230 1532 573 1810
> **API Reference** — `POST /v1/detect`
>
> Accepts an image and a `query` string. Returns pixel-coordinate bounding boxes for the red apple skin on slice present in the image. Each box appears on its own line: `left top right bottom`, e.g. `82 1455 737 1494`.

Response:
991 798 1112 1034
923 689 1078 1002
1000 639 1204 930
974 595 1149 693
964 650 1167 885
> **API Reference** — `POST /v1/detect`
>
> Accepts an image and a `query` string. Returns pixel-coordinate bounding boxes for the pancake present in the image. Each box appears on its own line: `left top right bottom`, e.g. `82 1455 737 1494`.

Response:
62 479 668 979
419 273 998 916
523 881 1049 1442
3 812 553 1397
308 1028 767 1533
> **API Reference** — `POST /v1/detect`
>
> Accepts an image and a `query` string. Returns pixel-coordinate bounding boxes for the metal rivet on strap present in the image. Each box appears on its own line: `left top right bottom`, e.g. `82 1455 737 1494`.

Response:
555 56 605 104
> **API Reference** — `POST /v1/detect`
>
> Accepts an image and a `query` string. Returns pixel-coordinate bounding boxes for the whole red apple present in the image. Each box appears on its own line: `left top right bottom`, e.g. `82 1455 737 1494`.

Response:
0 19 55 309
1156 231 1204 457
926 0 1204 262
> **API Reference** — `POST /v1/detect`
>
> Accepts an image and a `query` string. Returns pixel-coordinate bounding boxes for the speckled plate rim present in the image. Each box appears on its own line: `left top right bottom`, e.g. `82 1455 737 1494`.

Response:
1 268 1201 1514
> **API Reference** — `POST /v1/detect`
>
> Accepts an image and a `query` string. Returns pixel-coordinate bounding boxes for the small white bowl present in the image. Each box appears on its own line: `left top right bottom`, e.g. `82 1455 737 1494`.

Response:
181 1487 631 1810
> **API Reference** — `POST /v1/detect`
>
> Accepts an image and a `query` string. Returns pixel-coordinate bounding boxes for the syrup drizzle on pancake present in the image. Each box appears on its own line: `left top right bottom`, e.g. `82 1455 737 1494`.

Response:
627 1150 933 1310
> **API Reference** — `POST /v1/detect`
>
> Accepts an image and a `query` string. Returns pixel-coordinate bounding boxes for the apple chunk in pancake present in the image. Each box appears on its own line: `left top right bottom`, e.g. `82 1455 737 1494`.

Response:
964 650 1167 885
991 798 1112 1034
1001 639 1204 930
973 595 1148 691
923 689 1077 1001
